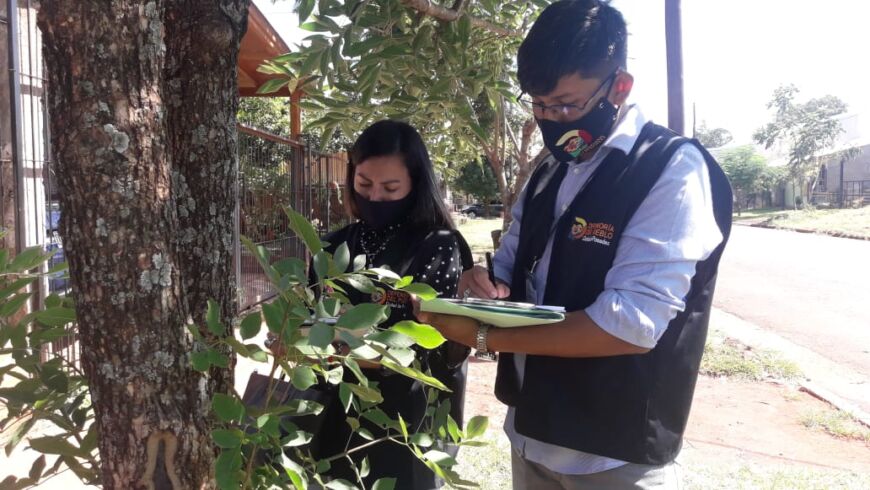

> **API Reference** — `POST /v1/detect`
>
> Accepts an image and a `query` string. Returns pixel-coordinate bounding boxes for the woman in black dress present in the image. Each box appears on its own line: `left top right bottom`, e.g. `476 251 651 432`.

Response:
316 120 472 489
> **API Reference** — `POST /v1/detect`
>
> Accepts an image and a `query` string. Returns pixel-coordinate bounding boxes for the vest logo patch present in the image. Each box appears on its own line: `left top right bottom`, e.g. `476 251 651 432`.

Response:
570 217 614 246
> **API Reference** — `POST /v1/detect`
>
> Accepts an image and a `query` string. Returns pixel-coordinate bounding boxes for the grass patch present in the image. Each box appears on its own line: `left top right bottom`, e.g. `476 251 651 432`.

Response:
739 206 870 238
456 217 503 262
681 460 870 490
800 408 870 442
701 335 802 381
732 207 785 221
454 427 512 490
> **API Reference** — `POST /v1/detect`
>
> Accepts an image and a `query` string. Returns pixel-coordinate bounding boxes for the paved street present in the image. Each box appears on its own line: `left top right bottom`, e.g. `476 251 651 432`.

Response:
714 225 870 406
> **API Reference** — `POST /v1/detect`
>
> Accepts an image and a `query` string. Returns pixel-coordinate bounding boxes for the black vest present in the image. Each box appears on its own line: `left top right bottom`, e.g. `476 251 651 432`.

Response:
495 122 733 465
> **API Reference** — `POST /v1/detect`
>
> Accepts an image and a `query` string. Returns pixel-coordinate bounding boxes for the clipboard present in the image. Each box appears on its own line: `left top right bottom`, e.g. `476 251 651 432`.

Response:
420 298 566 328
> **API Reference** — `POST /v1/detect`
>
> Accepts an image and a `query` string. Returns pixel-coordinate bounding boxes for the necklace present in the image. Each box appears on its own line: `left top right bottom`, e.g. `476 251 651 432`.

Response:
358 222 403 263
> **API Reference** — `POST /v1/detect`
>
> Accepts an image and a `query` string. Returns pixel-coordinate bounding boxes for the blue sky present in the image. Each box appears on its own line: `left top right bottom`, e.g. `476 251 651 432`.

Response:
254 0 870 144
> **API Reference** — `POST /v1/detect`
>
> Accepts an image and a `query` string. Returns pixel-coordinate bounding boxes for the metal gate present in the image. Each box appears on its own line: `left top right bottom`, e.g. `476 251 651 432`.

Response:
237 125 348 309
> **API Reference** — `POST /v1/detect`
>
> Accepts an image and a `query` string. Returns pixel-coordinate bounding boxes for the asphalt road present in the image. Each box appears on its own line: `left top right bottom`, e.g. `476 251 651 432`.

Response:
714 225 870 382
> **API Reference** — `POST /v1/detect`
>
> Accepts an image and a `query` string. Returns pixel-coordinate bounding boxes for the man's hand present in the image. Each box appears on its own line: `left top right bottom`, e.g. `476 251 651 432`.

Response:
459 265 511 299
416 311 480 348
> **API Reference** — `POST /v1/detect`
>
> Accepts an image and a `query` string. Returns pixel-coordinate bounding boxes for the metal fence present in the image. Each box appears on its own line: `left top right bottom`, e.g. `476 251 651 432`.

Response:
237 125 349 310
810 180 870 208
2 0 76 365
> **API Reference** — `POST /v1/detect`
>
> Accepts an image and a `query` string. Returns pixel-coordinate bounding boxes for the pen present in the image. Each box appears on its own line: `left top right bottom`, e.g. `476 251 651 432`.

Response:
485 252 497 294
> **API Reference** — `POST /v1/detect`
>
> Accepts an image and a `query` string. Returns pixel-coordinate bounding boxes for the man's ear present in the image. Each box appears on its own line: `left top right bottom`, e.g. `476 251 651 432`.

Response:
610 71 634 106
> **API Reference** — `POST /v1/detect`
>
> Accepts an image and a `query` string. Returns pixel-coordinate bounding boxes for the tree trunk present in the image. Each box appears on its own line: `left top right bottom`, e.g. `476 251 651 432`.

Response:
38 1 249 488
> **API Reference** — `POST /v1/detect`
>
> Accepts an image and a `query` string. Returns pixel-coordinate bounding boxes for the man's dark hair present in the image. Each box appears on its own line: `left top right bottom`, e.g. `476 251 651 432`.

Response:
346 120 454 230
518 0 628 96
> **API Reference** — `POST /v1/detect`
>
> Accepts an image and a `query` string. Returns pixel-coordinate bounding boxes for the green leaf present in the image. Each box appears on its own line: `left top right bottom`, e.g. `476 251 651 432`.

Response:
313 251 330 280
325 480 358 490
208 349 230 369
308 322 335 349
271 399 324 417
343 358 368 386
285 206 323 254
34 307 75 327
212 429 242 449
1 293 32 317
336 303 389 330
343 382 383 403
291 365 317 390
352 254 367 271
333 242 350 273
399 283 438 300
339 382 353 412
423 449 457 468
0 277 36 301
365 329 415 348
360 455 371 478
282 429 313 447
398 414 409 441
465 415 488 439
256 77 289 94
215 448 243 490
9 246 47 272
344 274 375 294
394 276 413 289
389 321 445 349
368 267 401 281
346 36 386 57
409 433 433 447
262 302 285 333
372 478 397 490
40 366 69 393
206 299 223 336
212 394 245 423
47 261 68 274
191 351 211 372
239 312 262 340
380 360 449 391
297 0 316 24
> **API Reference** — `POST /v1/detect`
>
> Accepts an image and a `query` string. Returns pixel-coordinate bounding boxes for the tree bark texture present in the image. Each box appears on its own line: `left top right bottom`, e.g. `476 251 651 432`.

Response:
37 1 249 488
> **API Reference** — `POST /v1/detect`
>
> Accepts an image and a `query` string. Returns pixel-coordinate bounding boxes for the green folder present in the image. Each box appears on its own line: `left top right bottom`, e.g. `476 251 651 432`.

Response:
420 298 566 328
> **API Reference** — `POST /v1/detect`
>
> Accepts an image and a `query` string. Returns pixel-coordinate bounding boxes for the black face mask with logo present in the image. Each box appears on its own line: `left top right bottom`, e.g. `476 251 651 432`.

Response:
537 97 620 163
353 191 415 229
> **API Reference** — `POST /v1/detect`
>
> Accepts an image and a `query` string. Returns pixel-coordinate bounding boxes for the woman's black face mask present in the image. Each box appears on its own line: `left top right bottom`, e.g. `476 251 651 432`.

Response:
353 191 415 229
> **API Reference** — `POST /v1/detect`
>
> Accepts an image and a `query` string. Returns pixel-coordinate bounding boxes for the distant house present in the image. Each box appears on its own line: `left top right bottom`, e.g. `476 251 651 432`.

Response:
809 113 870 207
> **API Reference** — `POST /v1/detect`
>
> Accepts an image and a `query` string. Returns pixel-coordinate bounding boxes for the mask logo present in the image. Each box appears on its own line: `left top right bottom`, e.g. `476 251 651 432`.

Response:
557 130 593 158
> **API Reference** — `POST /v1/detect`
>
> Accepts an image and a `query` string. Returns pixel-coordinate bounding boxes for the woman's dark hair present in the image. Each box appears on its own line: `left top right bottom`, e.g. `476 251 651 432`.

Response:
346 120 455 230
518 0 627 96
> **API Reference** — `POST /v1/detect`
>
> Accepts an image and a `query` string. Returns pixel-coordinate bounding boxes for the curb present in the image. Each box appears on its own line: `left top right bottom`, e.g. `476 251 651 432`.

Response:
711 308 870 429
799 381 870 429
736 221 870 241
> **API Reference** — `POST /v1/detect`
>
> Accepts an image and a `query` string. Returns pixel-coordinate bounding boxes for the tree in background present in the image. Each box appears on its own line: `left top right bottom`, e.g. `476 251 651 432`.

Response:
451 159 500 208
754 84 855 203
258 0 548 227
718 145 784 215
695 121 733 149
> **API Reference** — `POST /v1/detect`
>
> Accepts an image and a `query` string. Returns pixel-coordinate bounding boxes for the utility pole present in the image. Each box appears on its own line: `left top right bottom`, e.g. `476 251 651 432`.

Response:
665 0 685 135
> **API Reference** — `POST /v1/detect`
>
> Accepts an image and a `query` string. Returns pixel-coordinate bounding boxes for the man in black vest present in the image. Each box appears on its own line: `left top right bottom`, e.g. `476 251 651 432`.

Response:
417 1 733 488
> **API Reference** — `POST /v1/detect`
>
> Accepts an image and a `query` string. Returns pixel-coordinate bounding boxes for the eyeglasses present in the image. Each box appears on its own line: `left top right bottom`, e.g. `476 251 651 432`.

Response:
518 70 619 120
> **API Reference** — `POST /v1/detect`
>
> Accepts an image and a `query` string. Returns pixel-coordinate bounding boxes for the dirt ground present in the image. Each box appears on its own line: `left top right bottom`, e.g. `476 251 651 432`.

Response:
462 357 870 474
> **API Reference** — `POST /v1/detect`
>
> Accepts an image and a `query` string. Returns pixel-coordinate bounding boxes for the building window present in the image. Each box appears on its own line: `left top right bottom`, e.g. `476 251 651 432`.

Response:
817 165 827 192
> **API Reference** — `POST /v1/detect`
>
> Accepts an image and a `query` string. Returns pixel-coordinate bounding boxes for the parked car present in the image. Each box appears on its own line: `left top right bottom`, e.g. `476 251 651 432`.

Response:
460 203 504 218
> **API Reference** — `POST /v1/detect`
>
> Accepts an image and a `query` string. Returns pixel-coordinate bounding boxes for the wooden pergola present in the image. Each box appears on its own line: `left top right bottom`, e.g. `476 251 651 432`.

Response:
238 3 302 137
